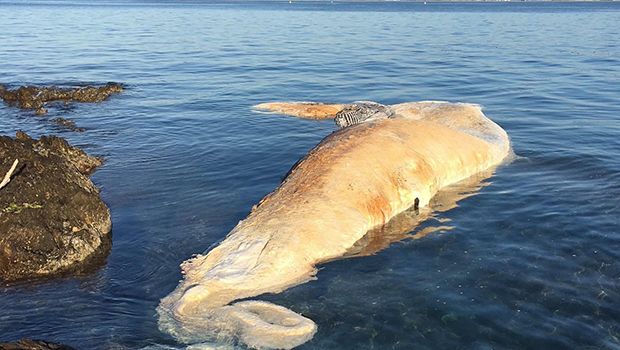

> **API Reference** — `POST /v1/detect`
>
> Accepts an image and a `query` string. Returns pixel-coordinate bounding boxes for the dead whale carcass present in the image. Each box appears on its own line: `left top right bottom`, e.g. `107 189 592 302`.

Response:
158 101 511 349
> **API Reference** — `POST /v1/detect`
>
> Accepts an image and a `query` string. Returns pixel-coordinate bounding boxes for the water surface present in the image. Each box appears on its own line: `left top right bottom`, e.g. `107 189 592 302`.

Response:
1 1 619 349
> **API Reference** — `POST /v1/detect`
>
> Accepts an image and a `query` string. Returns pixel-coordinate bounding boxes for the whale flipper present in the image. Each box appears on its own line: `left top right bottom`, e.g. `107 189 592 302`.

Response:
253 101 395 129
252 102 345 119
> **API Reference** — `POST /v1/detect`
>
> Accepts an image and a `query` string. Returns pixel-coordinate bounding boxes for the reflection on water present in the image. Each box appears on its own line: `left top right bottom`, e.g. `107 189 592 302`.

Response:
346 166 499 259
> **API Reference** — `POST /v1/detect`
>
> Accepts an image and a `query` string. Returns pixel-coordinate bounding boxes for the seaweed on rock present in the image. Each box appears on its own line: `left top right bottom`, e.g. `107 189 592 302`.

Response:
0 131 111 282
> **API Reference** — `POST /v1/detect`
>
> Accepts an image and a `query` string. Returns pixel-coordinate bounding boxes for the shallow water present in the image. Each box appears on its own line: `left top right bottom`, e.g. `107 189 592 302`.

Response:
1 1 620 349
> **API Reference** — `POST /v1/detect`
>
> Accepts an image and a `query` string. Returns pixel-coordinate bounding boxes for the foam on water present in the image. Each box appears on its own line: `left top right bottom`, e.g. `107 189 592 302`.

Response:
157 300 316 349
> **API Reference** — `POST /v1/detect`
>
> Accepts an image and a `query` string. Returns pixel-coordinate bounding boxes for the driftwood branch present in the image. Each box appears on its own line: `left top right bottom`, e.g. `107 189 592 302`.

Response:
0 159 19 190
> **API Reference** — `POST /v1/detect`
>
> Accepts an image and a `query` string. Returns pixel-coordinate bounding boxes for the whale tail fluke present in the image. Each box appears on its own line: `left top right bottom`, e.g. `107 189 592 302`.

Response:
157 298 316 350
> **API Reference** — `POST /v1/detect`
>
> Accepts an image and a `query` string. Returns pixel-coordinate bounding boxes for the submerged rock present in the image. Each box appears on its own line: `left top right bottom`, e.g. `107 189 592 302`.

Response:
0 131 111 282
0 83 123 113
0 339 78 350
51 118 85 132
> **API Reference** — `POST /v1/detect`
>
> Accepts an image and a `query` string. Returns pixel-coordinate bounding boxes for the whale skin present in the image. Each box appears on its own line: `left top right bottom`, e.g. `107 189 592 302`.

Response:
158 101 511 349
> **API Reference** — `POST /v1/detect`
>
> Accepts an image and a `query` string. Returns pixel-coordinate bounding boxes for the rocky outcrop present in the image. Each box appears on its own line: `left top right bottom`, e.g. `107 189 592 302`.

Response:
0 83 123 114
0 339 78 350
0 131 111 282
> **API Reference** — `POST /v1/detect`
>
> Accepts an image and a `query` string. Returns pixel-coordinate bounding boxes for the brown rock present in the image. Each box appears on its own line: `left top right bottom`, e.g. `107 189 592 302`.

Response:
0 339 78 350
0 132 111 282
50 118 85 132
0 83 123 112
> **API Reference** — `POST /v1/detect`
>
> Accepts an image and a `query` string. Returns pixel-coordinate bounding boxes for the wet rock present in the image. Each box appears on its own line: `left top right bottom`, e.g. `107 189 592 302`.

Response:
0 131 111 282
0 339 78 350
51 118 85 132
0 83 123 113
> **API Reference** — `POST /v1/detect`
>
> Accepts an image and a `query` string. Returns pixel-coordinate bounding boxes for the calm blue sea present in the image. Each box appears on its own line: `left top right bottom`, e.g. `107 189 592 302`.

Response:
1 1 620 349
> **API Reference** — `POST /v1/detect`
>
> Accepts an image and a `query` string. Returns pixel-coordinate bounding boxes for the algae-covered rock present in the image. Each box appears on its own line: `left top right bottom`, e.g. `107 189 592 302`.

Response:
0 339 78 350
0 131 111 282
0 83 123 113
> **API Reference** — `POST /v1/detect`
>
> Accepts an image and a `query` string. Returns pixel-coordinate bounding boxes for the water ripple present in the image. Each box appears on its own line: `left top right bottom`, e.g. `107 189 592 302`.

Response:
1 1 620 349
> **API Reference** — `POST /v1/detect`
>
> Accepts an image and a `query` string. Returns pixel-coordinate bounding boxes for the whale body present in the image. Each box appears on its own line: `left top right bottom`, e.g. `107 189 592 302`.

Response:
158 101 511 349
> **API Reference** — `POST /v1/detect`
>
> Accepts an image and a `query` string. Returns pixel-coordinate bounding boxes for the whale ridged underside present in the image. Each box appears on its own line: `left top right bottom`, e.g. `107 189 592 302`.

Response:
158 101 511 349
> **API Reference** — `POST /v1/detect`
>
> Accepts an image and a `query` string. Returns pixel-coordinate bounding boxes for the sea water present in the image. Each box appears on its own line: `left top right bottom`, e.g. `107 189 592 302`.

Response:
1 1 619 349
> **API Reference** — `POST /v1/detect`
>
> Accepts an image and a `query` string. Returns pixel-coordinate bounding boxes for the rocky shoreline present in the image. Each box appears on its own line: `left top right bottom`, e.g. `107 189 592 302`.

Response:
0 83 123 115
0 82 121 345
0 132 112 282
0 339 78 350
